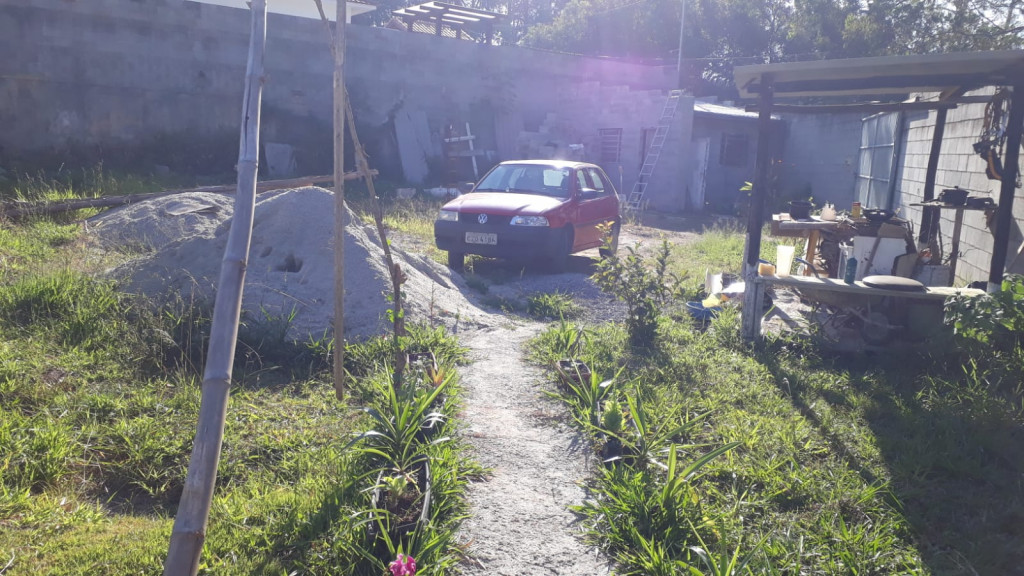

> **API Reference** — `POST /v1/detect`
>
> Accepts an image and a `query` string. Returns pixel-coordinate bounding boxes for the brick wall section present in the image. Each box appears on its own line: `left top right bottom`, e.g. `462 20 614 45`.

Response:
895 88 1024 284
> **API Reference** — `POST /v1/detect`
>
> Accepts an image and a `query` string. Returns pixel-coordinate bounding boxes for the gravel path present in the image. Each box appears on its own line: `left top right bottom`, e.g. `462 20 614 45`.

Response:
457 323 612 576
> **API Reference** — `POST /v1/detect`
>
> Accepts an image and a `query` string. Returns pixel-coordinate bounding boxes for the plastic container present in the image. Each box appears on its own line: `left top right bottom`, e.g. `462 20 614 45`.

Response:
851 201 862 219
844 257 858 284
776 245 795 277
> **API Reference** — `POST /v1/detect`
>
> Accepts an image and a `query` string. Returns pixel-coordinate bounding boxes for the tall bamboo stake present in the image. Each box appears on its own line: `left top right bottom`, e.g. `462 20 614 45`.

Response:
312 0 406 388
331 0 348 400
163 1 267 573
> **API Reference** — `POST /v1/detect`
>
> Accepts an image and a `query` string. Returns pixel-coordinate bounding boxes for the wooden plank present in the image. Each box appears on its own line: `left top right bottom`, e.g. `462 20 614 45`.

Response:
757 274 985 301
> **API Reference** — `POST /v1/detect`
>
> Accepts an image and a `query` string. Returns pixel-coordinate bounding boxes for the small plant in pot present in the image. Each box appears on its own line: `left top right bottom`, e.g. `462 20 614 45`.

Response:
370 460 433 537
599 398 628 464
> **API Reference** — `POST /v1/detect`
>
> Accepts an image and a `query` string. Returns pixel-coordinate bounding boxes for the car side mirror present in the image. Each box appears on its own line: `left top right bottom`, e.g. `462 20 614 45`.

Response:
459 182 476 194
580 188 599 200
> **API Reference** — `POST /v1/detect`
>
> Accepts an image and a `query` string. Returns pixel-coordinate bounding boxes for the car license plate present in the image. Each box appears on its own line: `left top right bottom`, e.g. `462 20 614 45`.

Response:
465 232 497 245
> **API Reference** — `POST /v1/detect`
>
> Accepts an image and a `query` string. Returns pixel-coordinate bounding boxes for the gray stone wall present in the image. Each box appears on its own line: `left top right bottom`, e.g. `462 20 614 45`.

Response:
0 0 676 182
895 89 1024 284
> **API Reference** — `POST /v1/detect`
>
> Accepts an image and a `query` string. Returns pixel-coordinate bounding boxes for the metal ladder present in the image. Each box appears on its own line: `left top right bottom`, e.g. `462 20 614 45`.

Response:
626 90 683 212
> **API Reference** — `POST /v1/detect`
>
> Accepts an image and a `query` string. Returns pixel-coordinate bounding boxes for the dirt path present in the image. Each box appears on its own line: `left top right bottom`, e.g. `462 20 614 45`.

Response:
457 324 612 576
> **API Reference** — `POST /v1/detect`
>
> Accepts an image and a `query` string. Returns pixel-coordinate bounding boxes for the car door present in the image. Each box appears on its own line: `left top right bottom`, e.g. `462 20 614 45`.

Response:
576 167 618 248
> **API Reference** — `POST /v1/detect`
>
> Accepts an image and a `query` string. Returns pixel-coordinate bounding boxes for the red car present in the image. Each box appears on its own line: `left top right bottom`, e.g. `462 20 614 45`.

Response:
434 160 621 271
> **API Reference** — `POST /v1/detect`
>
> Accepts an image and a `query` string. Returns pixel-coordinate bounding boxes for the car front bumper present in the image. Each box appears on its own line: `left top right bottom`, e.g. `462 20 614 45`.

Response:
434 220 564 260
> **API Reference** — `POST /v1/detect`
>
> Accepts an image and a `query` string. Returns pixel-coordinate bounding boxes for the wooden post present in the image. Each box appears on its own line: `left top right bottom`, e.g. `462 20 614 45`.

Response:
988 83 1024 290
313 1 406 388
741 75 774 341
332 0 348 400
163 1 267 574
918 108 947 246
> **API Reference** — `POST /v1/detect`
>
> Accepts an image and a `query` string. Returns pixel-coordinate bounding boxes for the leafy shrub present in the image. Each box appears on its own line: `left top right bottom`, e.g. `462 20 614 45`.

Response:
592 240 684 349
945 274 1024 349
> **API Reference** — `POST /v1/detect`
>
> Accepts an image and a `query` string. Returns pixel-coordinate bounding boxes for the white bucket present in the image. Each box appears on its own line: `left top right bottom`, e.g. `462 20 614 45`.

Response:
776 245 795 277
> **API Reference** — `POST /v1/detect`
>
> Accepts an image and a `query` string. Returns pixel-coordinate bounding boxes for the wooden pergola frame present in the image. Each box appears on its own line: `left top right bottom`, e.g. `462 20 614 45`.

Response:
392 1 503 44
732 50 1024 340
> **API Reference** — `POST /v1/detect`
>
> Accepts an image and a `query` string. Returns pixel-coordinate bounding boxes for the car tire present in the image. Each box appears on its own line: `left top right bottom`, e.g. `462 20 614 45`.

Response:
447 251 465 270
547 228 572 273
599 221 620 259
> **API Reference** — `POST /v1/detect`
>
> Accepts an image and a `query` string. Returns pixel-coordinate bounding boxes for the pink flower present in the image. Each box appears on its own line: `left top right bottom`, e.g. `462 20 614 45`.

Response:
389 553 416 576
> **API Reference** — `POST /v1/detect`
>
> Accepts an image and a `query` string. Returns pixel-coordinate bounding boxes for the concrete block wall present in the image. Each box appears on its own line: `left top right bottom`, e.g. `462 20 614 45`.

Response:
0 0 676 177
894 88 1024 284
553 87 693 210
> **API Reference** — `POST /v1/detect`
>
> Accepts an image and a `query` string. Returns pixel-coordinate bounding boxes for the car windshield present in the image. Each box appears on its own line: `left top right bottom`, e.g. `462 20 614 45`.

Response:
474 165 571 199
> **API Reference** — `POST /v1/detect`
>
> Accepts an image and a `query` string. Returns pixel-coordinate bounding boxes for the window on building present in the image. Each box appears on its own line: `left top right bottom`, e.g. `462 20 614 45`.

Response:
599 128 623 163
855 112 902 210
719 133 750 166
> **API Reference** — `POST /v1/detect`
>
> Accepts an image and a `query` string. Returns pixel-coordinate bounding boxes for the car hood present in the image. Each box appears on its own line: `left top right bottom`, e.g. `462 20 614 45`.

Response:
443 192 567 215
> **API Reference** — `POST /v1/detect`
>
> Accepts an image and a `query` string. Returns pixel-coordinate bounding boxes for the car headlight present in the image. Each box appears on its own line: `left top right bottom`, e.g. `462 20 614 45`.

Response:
438 210 458 222
510 215 550 226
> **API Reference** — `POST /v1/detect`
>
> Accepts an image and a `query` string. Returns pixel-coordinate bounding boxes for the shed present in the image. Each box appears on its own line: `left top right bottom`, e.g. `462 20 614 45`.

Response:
732 50 1024 339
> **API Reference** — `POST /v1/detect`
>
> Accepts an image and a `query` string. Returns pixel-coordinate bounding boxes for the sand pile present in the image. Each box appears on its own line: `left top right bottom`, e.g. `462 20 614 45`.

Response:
88 187 489 340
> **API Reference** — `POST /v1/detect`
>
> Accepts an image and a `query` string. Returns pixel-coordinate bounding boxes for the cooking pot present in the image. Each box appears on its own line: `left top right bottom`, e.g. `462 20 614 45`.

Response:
863 208 894 223
939 187 968 205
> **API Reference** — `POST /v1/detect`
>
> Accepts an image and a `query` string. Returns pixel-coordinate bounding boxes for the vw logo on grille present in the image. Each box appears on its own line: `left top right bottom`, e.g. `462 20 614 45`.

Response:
477 214 488 224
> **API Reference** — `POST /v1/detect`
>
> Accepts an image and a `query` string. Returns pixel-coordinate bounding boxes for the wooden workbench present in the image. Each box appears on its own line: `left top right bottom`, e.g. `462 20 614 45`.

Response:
757 274 985 301
770 214 843 276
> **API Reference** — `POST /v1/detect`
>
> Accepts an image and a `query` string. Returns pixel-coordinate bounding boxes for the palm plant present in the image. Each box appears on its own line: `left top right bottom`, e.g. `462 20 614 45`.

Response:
345 370 454 474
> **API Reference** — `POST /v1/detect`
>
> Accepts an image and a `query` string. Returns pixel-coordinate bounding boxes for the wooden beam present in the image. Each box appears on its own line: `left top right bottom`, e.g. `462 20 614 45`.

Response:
918 108 948 245
988 84 1024 289
741 74 774 341
746 72 996 97
750 101 958 114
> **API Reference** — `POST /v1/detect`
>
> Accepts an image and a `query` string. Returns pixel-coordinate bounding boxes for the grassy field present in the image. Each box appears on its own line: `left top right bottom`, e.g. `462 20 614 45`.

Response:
0 178 475 575
531 231 1024 575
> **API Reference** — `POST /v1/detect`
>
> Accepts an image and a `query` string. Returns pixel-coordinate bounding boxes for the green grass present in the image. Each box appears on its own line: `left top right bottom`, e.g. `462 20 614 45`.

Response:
668 221 793 279
1 204 475 574
531 230 1024 575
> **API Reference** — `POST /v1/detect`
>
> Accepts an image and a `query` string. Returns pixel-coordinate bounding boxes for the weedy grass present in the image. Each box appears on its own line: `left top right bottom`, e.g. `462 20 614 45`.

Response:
1 202 474 574
531 230 1024 575
669 221 786 278
527 290 580 320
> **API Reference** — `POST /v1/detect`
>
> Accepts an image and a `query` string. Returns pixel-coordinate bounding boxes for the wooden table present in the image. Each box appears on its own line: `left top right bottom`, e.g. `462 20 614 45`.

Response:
770 214 843 276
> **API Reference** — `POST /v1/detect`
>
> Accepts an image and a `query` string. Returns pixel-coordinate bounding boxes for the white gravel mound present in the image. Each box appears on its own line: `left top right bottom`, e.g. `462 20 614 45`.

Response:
88 187 490 340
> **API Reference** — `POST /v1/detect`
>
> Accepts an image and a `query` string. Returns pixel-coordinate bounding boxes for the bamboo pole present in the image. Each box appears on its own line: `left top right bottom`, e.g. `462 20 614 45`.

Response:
163 1 267 573
312 0 406 387
330 0 348 400
345 97 407 386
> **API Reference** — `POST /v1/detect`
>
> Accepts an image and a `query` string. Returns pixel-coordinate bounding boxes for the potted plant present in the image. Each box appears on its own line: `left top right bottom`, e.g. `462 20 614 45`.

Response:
369 460 433 538
554 358 591 389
